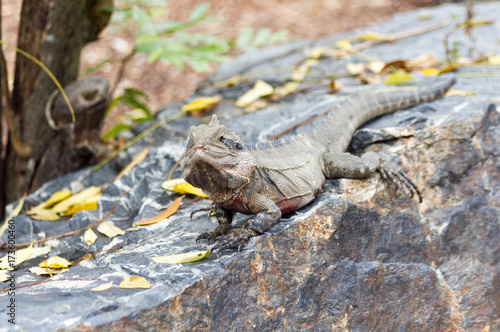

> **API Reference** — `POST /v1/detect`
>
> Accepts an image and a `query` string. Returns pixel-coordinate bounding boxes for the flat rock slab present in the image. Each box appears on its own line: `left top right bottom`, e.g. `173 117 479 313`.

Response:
1 3 500 331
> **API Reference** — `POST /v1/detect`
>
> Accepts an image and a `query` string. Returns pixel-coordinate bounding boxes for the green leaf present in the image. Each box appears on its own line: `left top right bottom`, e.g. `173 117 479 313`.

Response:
189 58 212 72
132 6 150 26
190 3 210 21
236 27 254 52
147 47 164 64
253 28 272 47
102 124 132 140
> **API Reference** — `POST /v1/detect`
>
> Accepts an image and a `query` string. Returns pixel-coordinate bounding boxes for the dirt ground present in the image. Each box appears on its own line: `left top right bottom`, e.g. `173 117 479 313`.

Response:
1 0 440 133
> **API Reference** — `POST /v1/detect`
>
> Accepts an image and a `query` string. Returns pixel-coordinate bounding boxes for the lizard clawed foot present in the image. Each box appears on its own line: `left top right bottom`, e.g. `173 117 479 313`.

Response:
378 161 422 202
211 228 258 253
196 224 232 243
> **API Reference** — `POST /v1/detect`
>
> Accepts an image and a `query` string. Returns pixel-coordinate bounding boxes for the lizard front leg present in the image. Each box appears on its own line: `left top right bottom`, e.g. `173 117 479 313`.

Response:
212 194 282 252
322 151 422 201
196 204 233 243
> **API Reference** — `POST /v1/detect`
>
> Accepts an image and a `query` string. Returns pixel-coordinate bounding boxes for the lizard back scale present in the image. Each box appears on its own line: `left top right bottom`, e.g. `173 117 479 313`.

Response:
181 75 456 252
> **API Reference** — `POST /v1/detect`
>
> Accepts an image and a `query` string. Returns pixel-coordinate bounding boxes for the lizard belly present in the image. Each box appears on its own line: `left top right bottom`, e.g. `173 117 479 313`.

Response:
223 194 313 215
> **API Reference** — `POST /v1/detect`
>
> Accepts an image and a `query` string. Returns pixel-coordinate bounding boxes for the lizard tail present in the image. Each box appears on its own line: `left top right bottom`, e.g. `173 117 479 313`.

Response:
311 74 456 152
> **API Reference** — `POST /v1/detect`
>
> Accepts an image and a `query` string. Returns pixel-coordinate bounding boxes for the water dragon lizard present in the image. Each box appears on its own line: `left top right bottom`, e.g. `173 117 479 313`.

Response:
181 75 456 252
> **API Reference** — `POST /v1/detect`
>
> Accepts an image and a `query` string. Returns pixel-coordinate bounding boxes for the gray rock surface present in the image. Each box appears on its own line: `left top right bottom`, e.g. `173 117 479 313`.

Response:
1 2 500 331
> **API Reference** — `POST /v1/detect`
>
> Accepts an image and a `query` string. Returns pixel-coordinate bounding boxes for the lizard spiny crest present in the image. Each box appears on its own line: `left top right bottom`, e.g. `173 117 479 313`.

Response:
181 115 257 204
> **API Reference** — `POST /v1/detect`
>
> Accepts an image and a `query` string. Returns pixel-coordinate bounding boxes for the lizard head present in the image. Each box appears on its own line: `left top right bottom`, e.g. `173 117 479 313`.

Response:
181 115 256 202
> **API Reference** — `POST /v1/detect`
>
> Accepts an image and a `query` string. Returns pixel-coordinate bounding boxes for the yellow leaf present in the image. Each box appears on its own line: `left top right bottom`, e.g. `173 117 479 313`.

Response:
368 60 385 74
172 183 207 198
385 69 414 85
488 54 500 65
84 228 98 245
334 39 353 51
0 244 52 270
29 266 62 276
406 54 439 70
119 275 151 289
51 186 102 214
420 68 440 76
235 80 274 108
346 62 365 76
0 270 11 282
291 59 318 81
151 250 210 264
90 281 113 291
135 196 184 226
309 47 328 59
356 32 387 41
63 201 98 216
160 178 187 191
112 147 148 184
445 89 476 97
244 100 268 113
0 195 25 239
39 256 71 269
182 96 221 112
438 63 459 74
273 81 300 98
97 220 126 238
30 209 60 220
43 189 73 208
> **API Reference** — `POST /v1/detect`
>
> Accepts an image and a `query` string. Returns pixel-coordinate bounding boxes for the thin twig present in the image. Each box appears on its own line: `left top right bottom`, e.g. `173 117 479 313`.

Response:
110 49 136 98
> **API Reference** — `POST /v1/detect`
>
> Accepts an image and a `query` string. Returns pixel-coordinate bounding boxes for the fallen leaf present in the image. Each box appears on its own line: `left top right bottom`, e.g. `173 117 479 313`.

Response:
291 59 318 81
162 179 207 198
272 81 300 99
244 100 268 113
438 63 459 74
0 244 52 270
236 80 274 108
368 60 385 74
73 253 93 266
97 220 126 238
0 195 25 239
39 256 71 269
135 196 184 226
111 147 148 184
152 250 210 264
29 266 62 276
309 47 328 59
181 96 221 113
63 201 98 216
160 178 187 191
385 69 414 85
406 54 439 70
119 276 151 289
488 54 500 65
90 281 113 292
0 270 11 282
51 186 102 214
30 209 61 221
420 68 440 76
356 32 387 41
381 60 407 73
346 62 365 76
445 89 476 97
334 39 353 51
84 228 98 245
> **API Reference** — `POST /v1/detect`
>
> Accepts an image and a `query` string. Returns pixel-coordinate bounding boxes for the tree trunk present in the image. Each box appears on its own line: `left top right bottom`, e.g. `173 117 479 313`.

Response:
3 0 111 207
0 0 5 220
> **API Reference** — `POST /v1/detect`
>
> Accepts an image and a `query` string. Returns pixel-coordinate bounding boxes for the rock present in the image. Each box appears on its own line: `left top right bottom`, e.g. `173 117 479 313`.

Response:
1 3 499 331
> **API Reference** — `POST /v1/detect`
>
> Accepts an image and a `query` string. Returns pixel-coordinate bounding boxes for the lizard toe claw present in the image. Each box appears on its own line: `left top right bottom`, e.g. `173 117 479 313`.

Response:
379 161 423 202
211 229 258 253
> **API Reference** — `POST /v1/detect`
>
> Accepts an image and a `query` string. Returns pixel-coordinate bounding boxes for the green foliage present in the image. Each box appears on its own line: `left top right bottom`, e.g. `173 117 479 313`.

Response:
103 1 229 72
235 27 288 52
103 88 154 140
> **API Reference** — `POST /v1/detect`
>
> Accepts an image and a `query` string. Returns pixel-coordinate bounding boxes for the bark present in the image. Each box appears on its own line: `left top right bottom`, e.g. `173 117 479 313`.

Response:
3 0 111 207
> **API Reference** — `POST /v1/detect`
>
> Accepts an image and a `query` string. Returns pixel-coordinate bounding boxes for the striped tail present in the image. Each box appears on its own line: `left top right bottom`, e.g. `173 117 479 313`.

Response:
310 74 456 152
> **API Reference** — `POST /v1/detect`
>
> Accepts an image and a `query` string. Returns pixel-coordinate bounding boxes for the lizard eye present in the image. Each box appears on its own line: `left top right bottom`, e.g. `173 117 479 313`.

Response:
218 135 225 142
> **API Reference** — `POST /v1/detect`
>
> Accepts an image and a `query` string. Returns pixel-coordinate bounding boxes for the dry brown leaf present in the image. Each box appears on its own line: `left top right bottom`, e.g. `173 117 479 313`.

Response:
90 281 113 292
406 54 439 70
73 253 94 266
119 276 151 289
134 196 183 226
97 220 126 238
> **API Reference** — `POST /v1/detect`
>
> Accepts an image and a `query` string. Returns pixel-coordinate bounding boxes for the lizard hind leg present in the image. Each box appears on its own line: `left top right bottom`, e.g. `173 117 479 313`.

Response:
322 151 422 201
